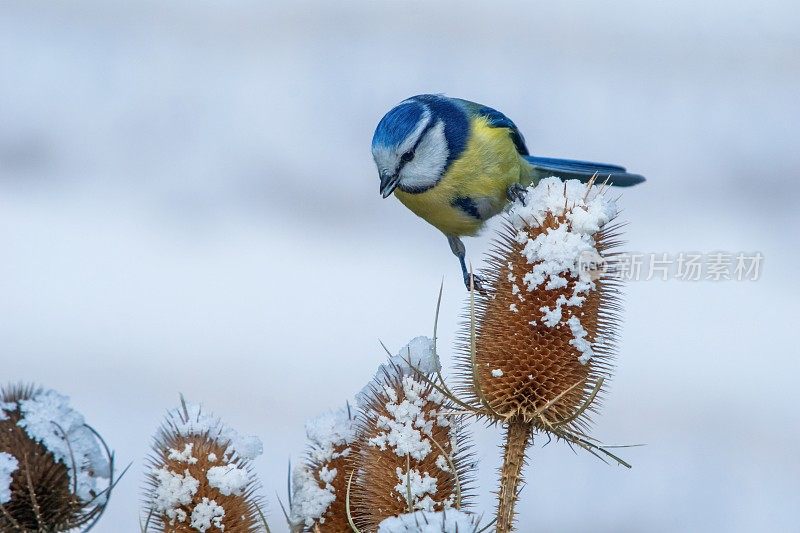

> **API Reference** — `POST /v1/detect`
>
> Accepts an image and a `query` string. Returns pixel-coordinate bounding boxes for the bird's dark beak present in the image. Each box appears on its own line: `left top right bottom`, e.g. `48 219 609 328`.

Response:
379 172 400 198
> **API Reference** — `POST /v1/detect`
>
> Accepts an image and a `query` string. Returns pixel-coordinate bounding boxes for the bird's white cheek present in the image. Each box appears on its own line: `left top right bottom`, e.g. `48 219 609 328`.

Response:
399 121 449 189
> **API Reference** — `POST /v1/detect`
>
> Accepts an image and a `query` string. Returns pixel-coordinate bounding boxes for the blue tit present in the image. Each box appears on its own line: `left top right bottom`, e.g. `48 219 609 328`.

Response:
371 94 645 290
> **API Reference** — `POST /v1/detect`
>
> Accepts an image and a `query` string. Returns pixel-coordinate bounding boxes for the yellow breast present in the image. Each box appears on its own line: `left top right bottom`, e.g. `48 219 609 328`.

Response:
394 116 525 236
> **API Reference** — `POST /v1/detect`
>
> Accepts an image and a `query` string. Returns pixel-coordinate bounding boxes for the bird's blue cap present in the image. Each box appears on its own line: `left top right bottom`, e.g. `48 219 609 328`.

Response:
372 100 427 149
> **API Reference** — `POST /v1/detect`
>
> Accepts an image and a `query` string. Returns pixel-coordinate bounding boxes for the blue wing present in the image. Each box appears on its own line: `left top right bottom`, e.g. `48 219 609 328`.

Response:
455 99 529 156
525 156 645 187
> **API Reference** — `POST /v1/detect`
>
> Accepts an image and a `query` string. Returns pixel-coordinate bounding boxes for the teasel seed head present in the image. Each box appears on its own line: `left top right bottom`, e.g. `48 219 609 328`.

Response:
0 383 116 532
457 177 624 433
290 406 359 532
350 337 474 531
142 398 266 532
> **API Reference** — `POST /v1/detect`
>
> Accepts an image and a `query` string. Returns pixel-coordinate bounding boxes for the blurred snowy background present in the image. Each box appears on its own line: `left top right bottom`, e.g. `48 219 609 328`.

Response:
1 0 798 531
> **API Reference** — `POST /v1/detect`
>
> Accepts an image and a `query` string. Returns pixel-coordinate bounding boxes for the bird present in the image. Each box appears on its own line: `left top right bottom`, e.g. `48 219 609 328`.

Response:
371 94 645 291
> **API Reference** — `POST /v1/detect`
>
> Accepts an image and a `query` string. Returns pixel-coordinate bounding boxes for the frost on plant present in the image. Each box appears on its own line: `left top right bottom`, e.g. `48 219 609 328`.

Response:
207 463 250 496
351 345 473 531
291 406 359 532
389 336 440 375
357 335 440 407
168 401 263 461
191 498 226 532
377 509 481 533
0 383 117 532
143 399 266 532
507 177 618 364
0 452 18 505
16 389 111 502
152 467 200 524
0 402 13 421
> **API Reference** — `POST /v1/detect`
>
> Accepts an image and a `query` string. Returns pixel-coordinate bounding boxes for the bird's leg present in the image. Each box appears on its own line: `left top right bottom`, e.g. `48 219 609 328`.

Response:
506 182 527 205
447 235 485 292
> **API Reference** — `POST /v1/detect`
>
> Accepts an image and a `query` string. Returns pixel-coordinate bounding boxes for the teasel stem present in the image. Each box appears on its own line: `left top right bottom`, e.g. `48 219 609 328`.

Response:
496 419 533 533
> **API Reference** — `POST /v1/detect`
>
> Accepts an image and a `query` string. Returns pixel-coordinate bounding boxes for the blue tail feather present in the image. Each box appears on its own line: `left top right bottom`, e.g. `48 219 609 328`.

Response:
524 155 645 187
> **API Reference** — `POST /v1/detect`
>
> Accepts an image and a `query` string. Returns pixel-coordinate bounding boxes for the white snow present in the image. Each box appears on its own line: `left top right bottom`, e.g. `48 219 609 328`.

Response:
367 376 446 461
539 299 564 327
207 464 249 496
358 336 441 407
319 465 337 484
152 467 200 525
0 452 18 504
491 369 504 378
435 454 450 473
15 389 110 502
517 223 599 293
227 434 263 462
290 464 337 528
567 315 595 364
510 177 618 236
168 443 198 464
152 404 261 532
151 402 261 529
304 407 358 465
394 468 439 511
290 407 358 528
169 402 263 461
390 336 440 375
377 509 478 532
0 401 14 421
364 373 457 511
170 403 219 438
508 178 616 363
190 497 225 532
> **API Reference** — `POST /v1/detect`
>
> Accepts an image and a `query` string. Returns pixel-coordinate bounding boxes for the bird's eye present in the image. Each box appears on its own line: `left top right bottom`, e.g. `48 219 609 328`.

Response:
400 151 415 163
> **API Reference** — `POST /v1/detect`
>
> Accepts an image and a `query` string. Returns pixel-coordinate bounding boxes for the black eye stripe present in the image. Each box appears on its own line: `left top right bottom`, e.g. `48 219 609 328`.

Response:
397 118 438 173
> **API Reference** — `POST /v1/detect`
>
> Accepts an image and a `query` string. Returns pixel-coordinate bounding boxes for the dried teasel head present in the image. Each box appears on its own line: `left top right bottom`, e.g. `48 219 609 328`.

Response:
458 177 624 436
142 398 266 532
350 337 474 531
0 383 116 532
290 406 359 532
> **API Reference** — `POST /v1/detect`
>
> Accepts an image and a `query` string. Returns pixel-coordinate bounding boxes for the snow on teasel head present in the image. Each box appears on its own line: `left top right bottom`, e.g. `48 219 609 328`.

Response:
457 177 624 433
0 383 117 532
350 337 474 531
355 336 442 408
142 398 266 533
376 509 483 533
290 406 359 532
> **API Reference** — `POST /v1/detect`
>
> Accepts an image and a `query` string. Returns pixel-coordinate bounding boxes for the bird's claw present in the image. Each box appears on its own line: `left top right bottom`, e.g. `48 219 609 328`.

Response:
464 273 487 293
507 183 527 205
